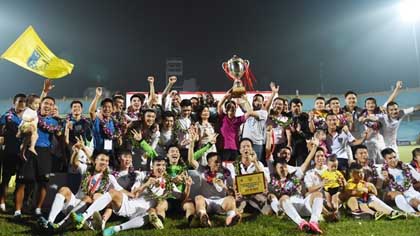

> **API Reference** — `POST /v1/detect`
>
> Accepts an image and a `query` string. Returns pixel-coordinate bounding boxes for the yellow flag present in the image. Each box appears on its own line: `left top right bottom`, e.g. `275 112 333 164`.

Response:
1 26 74 79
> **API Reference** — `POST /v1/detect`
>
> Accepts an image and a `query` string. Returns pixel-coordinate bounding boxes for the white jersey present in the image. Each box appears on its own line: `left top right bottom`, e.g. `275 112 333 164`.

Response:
242 110 268 145
75 163 123 199
304 165 327 189
380 108 414 149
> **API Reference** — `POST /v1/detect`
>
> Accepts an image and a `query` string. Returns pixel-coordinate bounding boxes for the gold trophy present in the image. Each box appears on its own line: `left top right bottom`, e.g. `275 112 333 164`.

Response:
222 55 250 98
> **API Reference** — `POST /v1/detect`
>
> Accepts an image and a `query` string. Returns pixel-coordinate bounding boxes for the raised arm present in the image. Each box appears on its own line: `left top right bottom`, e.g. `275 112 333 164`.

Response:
384 81 402 105
263 82 279 111
300 138 319 174
146 76 156 107
40 79 55 100
162 76 177 105
89 87 102 120
70 140 83 169
187 130 199 169
217 91 231 115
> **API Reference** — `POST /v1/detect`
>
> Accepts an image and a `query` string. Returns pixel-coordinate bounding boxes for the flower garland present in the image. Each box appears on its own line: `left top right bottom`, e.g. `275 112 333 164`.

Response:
66 114 89 134
269 175 301 197
360 111 382 131
365 161 379 183
203 166 231 185
38 113 62 135
382 162 414 192
269 115 292 128
99 116 121 140
6 108 17 123
410 160 420 173
81 167 110 196
145 172 175 201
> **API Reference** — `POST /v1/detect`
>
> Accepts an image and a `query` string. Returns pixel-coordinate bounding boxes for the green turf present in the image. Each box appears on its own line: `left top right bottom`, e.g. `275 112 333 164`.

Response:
0 212 419 236
0 145 419 236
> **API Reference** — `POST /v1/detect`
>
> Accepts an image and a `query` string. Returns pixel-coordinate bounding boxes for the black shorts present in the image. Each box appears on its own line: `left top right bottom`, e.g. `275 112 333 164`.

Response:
16 147 52 184
325 187 341 196
0 151 19 176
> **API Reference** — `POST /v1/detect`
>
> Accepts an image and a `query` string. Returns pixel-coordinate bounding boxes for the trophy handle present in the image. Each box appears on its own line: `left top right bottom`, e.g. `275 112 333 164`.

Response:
244 60 250 67
222 62 228 72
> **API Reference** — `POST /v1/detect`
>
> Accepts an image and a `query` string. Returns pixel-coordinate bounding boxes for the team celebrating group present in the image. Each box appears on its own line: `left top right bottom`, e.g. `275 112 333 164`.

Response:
0 77 420 235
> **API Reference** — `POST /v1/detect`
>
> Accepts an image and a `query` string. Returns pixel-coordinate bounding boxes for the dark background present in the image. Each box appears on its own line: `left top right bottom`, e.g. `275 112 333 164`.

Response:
0 0 419 98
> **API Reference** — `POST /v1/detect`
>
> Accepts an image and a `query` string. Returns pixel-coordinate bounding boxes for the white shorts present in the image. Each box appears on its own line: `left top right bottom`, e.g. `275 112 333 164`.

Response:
403 188 420 203
288 195 312 217
116 194 156 219
204 197 226 214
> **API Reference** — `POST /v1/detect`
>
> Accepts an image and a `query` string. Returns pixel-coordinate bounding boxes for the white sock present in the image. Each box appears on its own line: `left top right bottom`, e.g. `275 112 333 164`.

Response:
35 208 42 215
14 210 21 216
118 213 146 231
57 201 87 226
226 210 236 217
417 205 420 212
282 199 303 225
395 195 415 213
310 197 323 223
0 203 5 210
370 195 394 213
48 194 66 223
270 198 280 214
83 192 112 219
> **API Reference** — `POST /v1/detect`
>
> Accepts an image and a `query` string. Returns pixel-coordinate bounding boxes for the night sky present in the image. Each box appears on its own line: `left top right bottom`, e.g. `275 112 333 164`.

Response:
0 0 419 98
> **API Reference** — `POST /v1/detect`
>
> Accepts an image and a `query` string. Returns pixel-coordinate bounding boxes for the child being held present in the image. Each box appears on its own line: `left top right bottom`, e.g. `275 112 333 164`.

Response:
343 164 405 220
17 94 40 155
321 155 346 212
314 129 330 156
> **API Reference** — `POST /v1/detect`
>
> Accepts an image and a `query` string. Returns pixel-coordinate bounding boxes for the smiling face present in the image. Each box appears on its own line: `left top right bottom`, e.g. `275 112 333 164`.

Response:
277 148 291 162
314 99 325 111
273 99 284 113
181 105 192 118
94 154 110 173
355 148 369 165
163 116 174 129
253 96 263 111
152 160 166 177
387 104 400 119
71 103 83 117
101 101 113 118
40 98 55 116
314 150 326 167
275 162 288 178
130 97 142 111
200 107 210 120
143 111 156 127
365 99 377 112
114 98 125 112
326 114 338 130
207 154 221 172
119 153 133 169
31 98 41 111
167 146 180 165
290 102 302 115
384 152 398 168
345 94 357 108
14 96 26 112
329 99 340 113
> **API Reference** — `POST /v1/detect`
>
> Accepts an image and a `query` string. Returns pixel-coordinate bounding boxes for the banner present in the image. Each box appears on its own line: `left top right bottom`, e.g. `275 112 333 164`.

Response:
1 26 74 79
